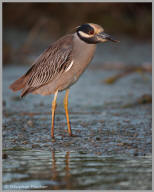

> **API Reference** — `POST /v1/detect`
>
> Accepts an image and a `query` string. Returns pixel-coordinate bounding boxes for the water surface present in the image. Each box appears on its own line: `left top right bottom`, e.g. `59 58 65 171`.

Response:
3 150 152 190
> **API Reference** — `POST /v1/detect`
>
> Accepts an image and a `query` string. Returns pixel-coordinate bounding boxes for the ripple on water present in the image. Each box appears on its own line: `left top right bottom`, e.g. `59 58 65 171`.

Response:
2 150 152 190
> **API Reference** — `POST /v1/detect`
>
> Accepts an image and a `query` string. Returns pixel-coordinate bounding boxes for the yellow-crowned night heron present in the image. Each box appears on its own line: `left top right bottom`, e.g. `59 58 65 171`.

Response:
9 23 119 138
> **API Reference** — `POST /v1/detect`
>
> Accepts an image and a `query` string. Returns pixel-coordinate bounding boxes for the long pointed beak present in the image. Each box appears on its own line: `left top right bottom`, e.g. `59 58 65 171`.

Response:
97 32 120 43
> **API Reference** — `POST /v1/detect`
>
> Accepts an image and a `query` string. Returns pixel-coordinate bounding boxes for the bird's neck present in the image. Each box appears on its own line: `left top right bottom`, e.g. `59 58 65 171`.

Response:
73 33 96 65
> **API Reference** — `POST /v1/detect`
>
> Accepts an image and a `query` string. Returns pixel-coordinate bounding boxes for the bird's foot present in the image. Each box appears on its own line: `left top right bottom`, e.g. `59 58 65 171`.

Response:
51 136 56 142
69 133 80 137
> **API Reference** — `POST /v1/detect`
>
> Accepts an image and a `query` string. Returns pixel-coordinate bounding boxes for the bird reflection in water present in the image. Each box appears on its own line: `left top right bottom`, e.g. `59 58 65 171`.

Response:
51 151 72 189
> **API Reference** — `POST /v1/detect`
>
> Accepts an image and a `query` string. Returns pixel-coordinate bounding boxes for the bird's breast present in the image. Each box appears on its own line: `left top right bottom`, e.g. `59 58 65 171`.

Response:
53 34 97 92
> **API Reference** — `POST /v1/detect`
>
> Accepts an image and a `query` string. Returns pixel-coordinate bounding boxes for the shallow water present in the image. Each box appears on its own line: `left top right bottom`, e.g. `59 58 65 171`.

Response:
3 150 152 190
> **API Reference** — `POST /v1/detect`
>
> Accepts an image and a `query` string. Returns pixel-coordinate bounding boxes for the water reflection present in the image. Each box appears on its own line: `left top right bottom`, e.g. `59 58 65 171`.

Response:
3 150 152 190
51 151 72 189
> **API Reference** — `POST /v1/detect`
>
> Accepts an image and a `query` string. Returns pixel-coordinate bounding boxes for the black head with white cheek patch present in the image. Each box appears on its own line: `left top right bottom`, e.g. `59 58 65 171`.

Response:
76 24 98 44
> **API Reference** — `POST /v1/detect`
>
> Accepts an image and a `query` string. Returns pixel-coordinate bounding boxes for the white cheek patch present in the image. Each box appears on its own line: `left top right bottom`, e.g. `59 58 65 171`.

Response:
65 60 73 72
78 31 92 38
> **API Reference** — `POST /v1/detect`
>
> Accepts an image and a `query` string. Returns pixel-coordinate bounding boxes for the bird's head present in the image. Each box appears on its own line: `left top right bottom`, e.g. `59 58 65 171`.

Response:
76 23 119 44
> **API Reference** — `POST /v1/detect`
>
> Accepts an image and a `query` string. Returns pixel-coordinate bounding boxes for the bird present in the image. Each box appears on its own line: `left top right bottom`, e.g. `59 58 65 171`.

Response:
9 23 119 139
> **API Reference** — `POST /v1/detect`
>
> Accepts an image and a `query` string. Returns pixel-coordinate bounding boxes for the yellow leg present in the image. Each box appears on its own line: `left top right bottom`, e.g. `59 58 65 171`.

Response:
64 89 72 136
51 90 58 138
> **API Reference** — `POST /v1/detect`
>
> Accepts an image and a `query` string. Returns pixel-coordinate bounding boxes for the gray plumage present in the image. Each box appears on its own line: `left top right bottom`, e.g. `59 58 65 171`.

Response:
10 23 118 97
17 34 73 96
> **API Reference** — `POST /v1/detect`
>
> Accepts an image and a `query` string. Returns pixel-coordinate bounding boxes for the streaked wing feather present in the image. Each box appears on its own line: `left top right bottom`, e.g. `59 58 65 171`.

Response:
25 35 73 89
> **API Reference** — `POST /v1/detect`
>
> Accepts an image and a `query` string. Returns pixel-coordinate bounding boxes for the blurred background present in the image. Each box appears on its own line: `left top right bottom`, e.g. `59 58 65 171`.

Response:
3 2 152 66
3 3 152 190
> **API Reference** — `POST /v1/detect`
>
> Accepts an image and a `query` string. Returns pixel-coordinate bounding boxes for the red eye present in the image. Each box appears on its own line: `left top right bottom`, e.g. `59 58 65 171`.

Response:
89 30 94 35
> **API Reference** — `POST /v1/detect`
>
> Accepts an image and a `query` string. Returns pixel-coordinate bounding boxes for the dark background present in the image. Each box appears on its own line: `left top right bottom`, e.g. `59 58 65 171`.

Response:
3 2 152 65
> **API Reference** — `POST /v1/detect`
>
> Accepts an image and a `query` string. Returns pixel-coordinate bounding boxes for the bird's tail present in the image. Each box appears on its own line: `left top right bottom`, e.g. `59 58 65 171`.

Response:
9 75 27 92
